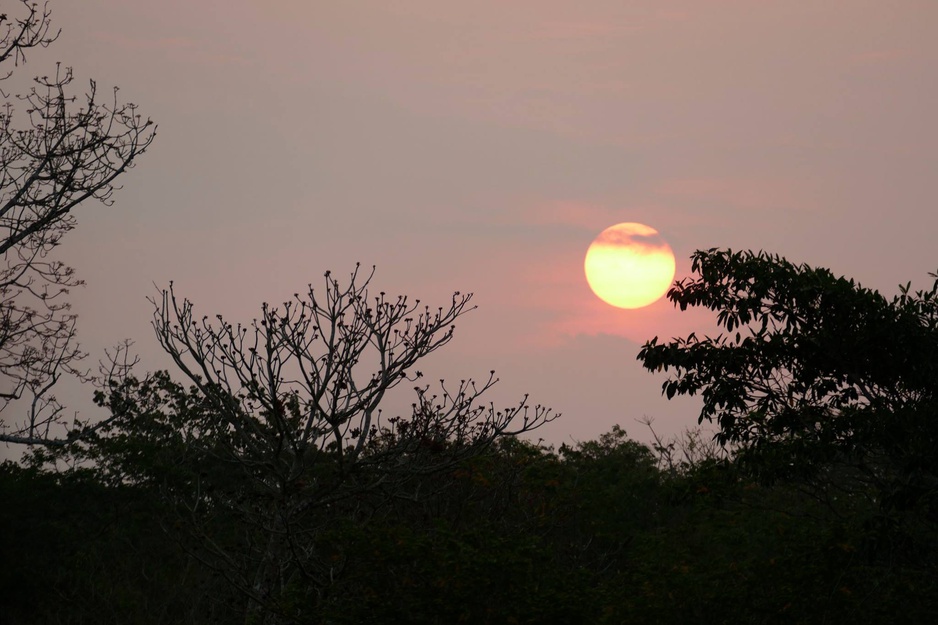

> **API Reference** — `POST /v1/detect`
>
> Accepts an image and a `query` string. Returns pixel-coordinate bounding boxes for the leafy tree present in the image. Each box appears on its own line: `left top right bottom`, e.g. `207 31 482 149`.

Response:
79 266 554 624
637 248 938 562
0 1 155 446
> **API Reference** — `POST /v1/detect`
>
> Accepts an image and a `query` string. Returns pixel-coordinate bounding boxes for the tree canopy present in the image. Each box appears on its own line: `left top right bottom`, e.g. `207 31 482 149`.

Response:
56 266 555 623
638 248 938 506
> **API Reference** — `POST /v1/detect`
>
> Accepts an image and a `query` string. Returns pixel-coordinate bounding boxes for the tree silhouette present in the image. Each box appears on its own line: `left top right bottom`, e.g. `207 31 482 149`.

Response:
88 266 554 623
639 248 938 508
0 1 155 446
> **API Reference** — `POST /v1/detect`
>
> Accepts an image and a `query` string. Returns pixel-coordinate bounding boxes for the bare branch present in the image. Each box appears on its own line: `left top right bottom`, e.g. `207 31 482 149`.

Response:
0 3 154 446
83 268 557 621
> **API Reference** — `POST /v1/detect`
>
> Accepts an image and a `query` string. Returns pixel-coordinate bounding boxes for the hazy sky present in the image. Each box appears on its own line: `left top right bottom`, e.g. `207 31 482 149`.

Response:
12 0 938 449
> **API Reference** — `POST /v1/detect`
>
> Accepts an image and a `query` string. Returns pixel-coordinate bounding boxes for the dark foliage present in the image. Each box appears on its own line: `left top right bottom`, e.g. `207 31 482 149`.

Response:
638 249 938 508
10 424 938 624
0 462 231 624
9 249 938 623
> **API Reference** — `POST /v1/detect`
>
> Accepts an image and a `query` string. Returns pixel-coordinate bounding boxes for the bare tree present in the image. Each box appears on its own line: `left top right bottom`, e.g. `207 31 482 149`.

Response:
637 416 729 475
90 266 552 622
0 1 155 445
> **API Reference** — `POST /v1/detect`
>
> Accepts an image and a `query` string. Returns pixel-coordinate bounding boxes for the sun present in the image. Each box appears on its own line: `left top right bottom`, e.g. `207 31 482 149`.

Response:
584 222 676 309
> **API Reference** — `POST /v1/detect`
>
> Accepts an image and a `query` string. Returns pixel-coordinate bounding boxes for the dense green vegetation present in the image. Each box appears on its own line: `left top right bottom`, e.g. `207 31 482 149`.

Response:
7 248 938 623
6 422 938 624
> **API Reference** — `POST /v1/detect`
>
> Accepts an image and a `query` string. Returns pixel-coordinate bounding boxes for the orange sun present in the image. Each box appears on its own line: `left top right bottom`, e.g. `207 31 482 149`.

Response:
584 222 676 309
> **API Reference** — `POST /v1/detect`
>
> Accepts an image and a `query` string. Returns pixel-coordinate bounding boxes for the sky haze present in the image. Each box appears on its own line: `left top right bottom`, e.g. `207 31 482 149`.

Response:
11 0 937 448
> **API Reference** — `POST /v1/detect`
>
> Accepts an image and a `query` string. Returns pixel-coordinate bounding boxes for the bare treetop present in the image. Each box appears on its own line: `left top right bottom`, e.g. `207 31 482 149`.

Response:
0 0 155 446
152 265 554 466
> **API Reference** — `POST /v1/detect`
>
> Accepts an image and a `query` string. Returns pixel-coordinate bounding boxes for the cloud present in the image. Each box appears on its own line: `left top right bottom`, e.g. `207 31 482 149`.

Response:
520 201 623 231
525 20 634 41
655 176 819 214
850 48 912 65
91 32 252 67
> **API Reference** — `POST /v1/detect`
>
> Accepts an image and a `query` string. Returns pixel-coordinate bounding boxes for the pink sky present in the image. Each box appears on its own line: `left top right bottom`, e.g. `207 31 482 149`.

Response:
7 0 937 451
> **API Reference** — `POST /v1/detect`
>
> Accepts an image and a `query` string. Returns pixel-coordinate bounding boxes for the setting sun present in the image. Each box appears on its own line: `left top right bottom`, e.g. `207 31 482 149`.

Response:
584 222 676 309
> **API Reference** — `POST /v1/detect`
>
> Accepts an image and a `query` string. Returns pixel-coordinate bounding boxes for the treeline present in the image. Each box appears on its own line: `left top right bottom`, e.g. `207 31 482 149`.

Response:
2 5 937 622
7 247 938 624
4 423 937 624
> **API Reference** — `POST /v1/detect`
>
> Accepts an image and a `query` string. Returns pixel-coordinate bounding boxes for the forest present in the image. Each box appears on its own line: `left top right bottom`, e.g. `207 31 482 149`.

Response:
2 3 938 624
5 385 938 625
5 248 938 624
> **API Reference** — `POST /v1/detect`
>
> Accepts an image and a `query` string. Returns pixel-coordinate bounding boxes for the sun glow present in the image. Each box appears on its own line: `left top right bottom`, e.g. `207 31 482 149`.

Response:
584 222 676 309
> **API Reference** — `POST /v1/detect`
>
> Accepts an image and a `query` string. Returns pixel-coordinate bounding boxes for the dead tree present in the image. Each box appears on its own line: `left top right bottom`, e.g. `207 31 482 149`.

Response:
0 1 155 445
